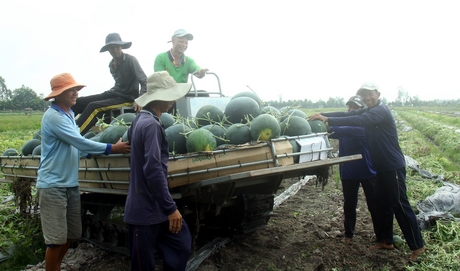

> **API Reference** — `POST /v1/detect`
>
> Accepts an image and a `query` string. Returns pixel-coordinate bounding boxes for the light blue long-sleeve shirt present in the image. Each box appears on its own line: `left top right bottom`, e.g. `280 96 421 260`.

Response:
37 103 111 188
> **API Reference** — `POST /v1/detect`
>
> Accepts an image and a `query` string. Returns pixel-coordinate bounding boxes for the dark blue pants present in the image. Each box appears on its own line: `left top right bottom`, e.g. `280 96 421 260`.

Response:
341 177 378 238
127 220 192 271
374 167 424 250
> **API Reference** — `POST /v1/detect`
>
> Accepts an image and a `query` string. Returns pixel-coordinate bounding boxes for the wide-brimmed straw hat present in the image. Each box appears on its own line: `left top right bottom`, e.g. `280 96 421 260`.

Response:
44 73 86 101
100 33 132 53
135 71 192 107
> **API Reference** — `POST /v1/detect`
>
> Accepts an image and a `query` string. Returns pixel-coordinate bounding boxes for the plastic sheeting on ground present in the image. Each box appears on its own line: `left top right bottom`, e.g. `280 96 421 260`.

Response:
405 155 444 180
416 181 460 230
405 154 460 230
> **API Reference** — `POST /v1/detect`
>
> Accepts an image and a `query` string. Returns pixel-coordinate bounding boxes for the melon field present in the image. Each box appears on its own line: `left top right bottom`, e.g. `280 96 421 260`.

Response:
1 105 460 271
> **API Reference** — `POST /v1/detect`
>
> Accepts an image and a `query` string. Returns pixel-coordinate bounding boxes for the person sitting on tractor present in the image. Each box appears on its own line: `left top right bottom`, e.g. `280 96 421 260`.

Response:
72 33 147 135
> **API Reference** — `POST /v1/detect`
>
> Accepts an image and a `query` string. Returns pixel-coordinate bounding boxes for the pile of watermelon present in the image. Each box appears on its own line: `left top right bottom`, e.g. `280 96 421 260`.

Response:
166 91 327 155
2 91 328 157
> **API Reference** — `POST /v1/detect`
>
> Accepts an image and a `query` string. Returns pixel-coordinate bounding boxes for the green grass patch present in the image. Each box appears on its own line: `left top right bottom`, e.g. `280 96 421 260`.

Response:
0 113 42 155
0 113 42 133
405 221 460 271
397 110 460 169
0 183 44 270
415 111 460 128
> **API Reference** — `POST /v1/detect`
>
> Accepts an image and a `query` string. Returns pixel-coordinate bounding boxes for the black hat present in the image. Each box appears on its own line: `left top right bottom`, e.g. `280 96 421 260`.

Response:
100 33 132 53
346 95 366 108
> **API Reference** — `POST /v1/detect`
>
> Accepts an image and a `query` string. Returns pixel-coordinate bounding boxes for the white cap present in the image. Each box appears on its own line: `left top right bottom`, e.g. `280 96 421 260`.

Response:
357 82 379 95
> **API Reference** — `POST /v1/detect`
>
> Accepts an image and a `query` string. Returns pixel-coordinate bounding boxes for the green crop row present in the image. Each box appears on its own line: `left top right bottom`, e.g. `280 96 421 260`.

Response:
399 108 460 128
391 110 460 270
397 110 460 169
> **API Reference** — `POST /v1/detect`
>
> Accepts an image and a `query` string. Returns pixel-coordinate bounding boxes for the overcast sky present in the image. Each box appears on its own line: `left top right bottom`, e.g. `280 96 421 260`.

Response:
1 0 460 103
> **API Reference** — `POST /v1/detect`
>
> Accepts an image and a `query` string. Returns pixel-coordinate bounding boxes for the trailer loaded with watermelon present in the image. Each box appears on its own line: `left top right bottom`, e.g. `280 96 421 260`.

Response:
0 73 362 249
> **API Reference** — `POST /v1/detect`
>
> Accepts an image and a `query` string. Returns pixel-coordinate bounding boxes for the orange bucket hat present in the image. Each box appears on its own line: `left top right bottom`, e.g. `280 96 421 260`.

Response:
44 73 86 101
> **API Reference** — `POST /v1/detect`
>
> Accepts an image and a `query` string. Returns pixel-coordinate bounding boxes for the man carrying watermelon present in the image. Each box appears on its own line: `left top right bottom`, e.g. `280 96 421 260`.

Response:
124 71 193 270
72 33 147 135
308 82 426 262
327 95 378 244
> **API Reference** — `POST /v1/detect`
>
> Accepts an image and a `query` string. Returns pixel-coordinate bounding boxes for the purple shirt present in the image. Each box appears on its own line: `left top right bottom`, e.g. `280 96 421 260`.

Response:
123 109 177 225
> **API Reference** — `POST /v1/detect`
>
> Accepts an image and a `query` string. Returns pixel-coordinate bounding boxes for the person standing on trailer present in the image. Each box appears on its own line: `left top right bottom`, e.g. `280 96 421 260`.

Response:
72 33 147 135
37 73 130 271
124 71 193 270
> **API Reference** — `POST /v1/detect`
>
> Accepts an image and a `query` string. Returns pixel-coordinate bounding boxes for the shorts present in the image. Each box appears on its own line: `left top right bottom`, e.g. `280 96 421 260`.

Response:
37 187 82 245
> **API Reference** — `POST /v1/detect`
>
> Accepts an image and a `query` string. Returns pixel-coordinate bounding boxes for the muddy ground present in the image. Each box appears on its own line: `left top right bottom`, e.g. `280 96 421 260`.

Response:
24 173 417 271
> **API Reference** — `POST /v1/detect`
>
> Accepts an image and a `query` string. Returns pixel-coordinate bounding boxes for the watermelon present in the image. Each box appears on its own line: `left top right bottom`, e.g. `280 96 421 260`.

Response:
289 139 300 163
393 235 405 248
33 129 42 140
260 106 280 117
224 97 260 124
279 106 289 114
99 125 129 144
83 131 97 139
280 116 312 136
122 130 129 142
21 139 41 156
250 114 281 141
165 124 191 154
2 148 19 156
231 91 263 107
160 112 175 129
186 128 217 152
90 133 103 142
202 124 227 146
32 144 42 156
111 112 136 125
195 105 224 127
308 119 328 133
280 109 307 121
226 123 251 145
184 116 199 130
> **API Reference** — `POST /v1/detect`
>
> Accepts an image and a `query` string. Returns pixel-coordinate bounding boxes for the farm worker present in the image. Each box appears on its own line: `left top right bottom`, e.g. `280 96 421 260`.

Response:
124 71 192 270
154 29 208 83
308 82 426 262
154 29 208 114
327 95 378 244
37 73 130 271
72 33 147 135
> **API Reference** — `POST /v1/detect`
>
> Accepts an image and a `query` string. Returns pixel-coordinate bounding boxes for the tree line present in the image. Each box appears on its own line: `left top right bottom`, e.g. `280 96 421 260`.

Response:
0 76 48 111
